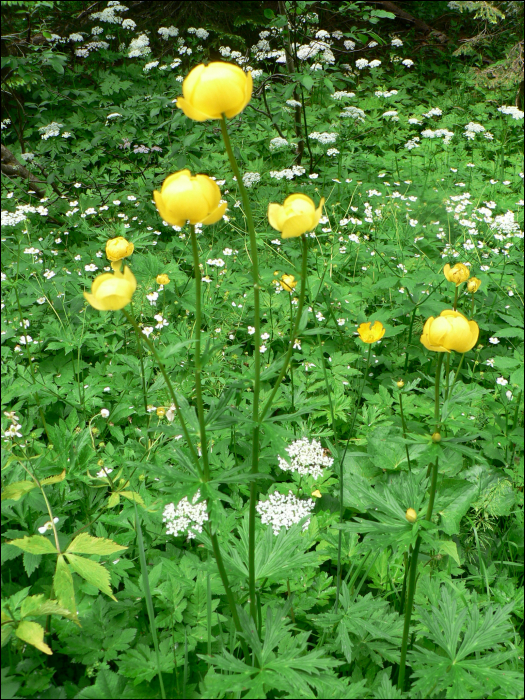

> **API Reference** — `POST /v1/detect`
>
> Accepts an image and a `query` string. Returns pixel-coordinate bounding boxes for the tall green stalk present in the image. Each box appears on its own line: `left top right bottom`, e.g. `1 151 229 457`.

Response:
260 236 308 423
335 344 372 612
189 224 210 481
219 116 260 627
398 352 444 690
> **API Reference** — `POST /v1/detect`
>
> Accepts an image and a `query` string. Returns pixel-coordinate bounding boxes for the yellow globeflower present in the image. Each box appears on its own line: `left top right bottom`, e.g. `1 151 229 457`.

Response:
467 277 481 293
443 263 470 286
177 62 252 121
280 274 297 292
106 236 134 262
84 266 136 311
357 320 385 344
268 193 325 239
153 169 227 226
420 309 479 353
156 274 170 285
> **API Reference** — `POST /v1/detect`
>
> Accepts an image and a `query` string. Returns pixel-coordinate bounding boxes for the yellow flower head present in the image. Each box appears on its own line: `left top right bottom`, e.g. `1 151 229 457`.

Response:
153 169 227 227
311 489 322 499
405 508 417 523
177 62 252 121
396 380 405 389
280 274 297 292
357 320 385 344
156 407 166 418
420 309 479 353
106 236 134 265
443 263 470 286
84 265 136 311
268 193 325 239
467 277 481 293
156 274 170 286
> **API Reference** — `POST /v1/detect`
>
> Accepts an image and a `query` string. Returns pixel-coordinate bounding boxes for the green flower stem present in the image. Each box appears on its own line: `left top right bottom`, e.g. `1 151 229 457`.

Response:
220 115 260 627
448 353 465 398
335 344 373 613
130 301 148 415
398 353 444 690
287 292 296 412
403 305 418 373
444 353 451 403
189 224 210 481
122 309 201 475
398 391 412 471
453 285 459 311
209 526 251 660
259 236 308 424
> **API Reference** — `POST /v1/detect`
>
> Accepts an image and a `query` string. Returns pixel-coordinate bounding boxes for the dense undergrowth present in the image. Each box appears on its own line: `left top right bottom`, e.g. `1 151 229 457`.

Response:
1 1 524 698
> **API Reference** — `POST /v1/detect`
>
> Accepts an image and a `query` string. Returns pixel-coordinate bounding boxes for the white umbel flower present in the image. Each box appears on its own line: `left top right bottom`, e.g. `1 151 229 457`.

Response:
278 437 334 480
256 491 315 535
163 490 208 539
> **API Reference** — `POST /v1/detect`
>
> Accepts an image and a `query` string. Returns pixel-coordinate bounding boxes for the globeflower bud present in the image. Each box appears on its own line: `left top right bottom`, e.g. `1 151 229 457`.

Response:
405 508 417 523
156 274 170 286
443 263 470 286
156 407 166 418
396 380 405 388
268 193 324 239
84 266 137 311
280 274 297 292
177 62 252 121
153 169 227 227
311 489 322 499
358 320 385 344
420 309 479 353
467 277 481 293
432 432 441 443
106 236 134 262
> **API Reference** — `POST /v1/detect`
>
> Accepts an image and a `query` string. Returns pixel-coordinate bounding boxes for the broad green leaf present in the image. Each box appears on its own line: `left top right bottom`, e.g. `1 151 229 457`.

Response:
107 492 120 507
8 535 57 555
15 620 52 655
54 554 77 620
66 533 127 555
1 480 36 501
20 594 80 623
65 552 117 600
438 540 461 565
436 479 478 535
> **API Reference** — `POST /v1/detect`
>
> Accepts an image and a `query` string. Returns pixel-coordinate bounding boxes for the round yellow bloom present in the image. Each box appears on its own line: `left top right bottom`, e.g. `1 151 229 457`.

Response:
280 274 297 292
432 432 442 443
396 380 405 389
106 236 134 262
357 320 385 344
84 265 136 311
153 169 227 226
156 407 166 418
156 274 170 286
177 62 253 121
311 489 322 499
467 277 481 293
420 309 479 353
405 508 417 523
268 193 325 239
443 263 470 286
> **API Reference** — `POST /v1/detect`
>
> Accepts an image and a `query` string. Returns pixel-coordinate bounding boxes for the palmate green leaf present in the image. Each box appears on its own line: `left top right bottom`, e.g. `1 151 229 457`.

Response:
213 516 318 585
118 638 175 684
54 554 77 621
201 602 344 699
409 586 521 698
435 479 479 535
20 594 79 623
1 480 36 501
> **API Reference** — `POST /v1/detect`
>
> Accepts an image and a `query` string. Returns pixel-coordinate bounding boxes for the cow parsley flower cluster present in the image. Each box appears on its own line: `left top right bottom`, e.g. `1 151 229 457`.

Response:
256 491 315 535
163 491 208 539
269 137 290 151
309 131 338 144
127 33 151 58
278 437 334 480
242 172 261 188
421 128 454 144
464 122 485 140
498 105 524 119
269 165 305 180
340 106 366 122
39 122 64 139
